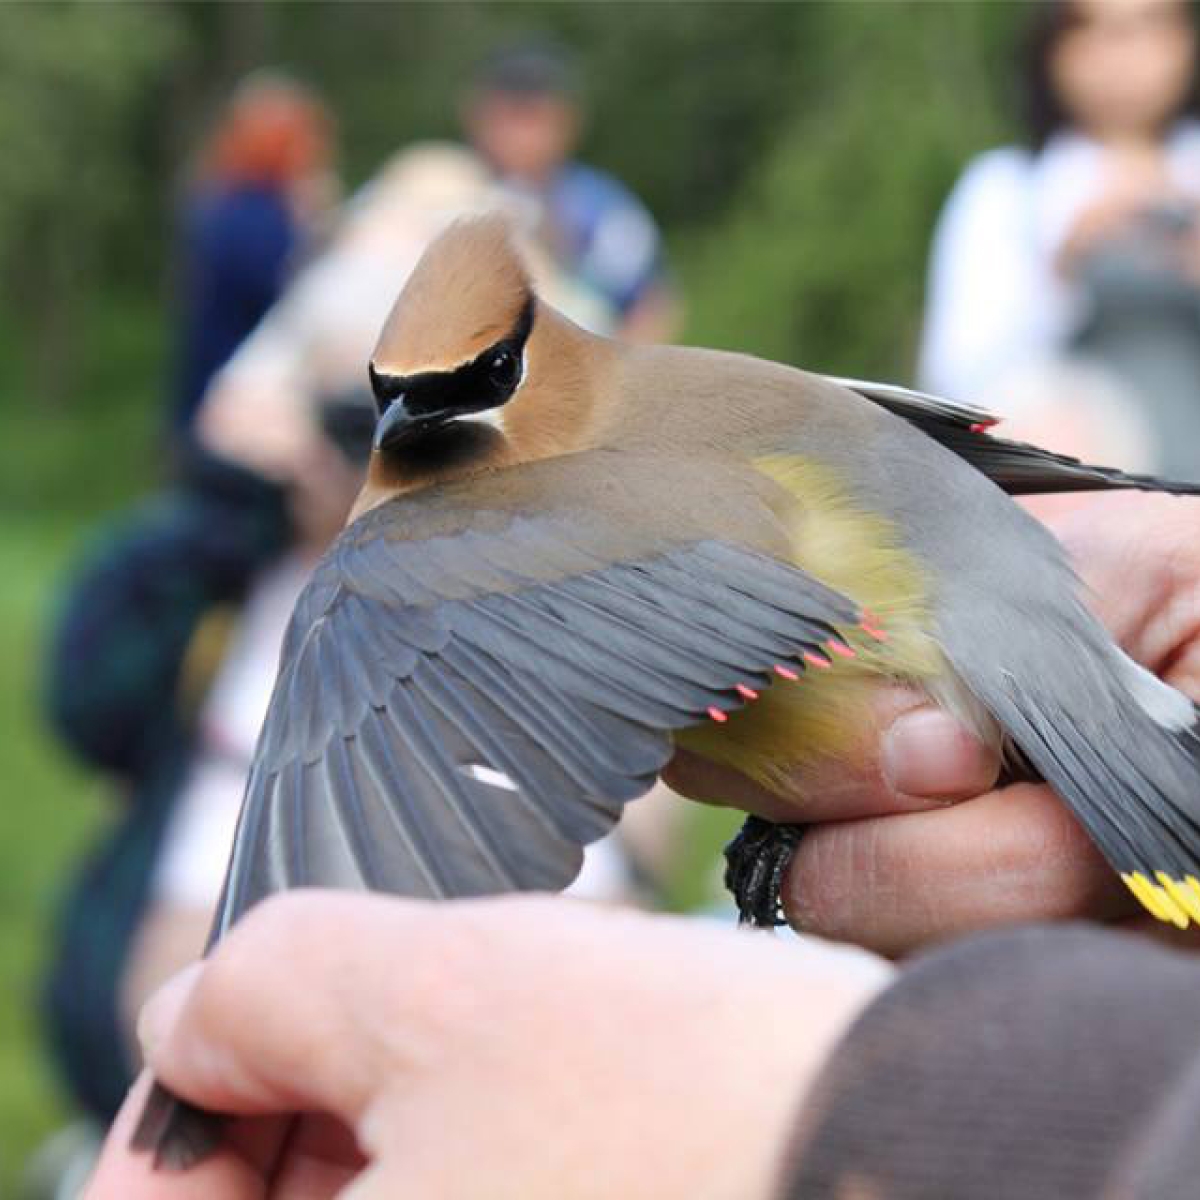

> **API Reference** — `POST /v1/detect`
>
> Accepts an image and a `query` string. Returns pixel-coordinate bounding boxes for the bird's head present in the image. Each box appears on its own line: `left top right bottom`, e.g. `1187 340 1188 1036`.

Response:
368 214 539 457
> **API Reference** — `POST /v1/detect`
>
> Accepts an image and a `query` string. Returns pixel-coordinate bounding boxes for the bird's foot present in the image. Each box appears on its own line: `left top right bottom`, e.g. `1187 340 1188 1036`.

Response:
724 816 806 928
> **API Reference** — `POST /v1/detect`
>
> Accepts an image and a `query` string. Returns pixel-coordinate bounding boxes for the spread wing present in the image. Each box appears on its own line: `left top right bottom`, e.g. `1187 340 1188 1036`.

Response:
829 375 1200 496
212 452 863 936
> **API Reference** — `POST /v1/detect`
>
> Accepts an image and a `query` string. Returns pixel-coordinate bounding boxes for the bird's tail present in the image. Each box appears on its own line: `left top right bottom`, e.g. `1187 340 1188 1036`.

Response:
130 1079 223 1171
987 651 1200 927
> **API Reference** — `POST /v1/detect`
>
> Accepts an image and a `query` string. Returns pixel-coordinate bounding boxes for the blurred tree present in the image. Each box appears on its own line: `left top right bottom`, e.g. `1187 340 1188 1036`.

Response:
259 0 810 227
0 1 1029 405
0 3 179 406
682 1 1023 380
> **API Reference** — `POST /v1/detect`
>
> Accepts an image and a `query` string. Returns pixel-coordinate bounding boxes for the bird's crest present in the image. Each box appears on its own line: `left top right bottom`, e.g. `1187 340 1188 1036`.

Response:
372 213 533 377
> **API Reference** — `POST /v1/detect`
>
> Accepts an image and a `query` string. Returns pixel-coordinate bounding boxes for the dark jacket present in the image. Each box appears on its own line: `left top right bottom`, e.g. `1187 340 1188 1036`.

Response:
42 452 289 1120
786 923 1200 1198
175 183 297 429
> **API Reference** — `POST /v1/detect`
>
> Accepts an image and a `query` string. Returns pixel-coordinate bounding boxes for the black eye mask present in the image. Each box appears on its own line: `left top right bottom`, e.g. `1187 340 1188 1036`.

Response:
369 293 535 420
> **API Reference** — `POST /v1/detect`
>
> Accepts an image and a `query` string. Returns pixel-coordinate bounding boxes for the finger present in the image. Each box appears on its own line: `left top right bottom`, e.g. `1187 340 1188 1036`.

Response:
781 783 1134 956
664 688 1000 822
1049 493 1200 678
138 892 429 1124
267 1114 364 1197
84 1072 273 1200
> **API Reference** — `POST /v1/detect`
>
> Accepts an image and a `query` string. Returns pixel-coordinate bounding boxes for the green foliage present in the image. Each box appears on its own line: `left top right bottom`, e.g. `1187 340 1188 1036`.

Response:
683 2 1021 377
0 2 1028 403
0 290 165 1194
0 3 179 401
0 516 103 1194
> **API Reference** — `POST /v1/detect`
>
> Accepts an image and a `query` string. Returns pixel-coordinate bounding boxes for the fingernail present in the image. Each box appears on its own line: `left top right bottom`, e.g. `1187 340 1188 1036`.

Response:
137 962 203 1063
882 708 994 800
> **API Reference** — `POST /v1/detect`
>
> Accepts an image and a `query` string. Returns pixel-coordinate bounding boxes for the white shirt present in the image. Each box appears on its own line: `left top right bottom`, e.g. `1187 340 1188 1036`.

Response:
918 122 1200 404
152 554 313 907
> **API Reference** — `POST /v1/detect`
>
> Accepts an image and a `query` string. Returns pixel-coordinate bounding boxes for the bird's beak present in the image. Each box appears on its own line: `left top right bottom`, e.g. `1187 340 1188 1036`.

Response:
373 397 454 452
373 398 409 451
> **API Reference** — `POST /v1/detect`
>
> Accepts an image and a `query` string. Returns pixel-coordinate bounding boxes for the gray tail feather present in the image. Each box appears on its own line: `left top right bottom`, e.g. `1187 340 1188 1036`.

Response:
130 1080 224 1170
992 682 1200 922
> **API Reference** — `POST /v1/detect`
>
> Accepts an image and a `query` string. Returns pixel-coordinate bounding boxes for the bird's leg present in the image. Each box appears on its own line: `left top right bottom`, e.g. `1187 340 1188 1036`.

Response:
723 816 806 928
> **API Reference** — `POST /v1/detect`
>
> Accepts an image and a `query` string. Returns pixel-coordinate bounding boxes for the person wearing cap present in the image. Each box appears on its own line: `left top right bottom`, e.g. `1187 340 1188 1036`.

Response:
462 38 679 343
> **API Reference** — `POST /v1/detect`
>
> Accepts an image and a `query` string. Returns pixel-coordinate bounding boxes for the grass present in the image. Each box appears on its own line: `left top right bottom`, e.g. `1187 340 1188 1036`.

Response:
0 517 105 1189
0 298 165 1193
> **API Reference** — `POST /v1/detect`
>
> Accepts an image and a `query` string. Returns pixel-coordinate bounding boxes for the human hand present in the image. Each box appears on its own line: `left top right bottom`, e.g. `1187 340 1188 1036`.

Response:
1056 142 1176 277
668 494 1200 956
197 379 364 548
86 891 890 1200
196 377 326 488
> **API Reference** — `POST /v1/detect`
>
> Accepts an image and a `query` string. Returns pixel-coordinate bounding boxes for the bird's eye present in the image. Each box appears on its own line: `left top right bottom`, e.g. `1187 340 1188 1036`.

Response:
488 348 520 390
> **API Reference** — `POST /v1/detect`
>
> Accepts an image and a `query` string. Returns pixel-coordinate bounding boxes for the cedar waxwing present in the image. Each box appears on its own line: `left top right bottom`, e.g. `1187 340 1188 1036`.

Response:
136 215 1200 1167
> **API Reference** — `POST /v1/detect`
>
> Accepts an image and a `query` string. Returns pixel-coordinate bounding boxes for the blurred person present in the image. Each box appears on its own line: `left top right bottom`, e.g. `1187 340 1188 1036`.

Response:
173 72 336 432
463 37 679 342
42 396 368 1133
919 0 1200 481
190 42 677 459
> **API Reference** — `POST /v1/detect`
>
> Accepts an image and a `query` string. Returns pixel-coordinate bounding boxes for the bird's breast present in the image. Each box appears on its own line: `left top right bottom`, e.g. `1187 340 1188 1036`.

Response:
673 453 951 796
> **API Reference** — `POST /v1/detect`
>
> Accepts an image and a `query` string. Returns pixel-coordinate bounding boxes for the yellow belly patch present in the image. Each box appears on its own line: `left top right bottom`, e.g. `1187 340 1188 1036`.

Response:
674 455 946 796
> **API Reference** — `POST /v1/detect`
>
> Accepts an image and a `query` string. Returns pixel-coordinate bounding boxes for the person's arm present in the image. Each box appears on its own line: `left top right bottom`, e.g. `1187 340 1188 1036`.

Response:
85 891 890 1199
85 894 1200 1200
45 452 289 781
917 149 1060 399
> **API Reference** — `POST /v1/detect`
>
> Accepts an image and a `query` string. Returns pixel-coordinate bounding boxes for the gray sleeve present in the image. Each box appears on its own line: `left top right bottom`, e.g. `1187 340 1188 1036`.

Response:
781 924 1200 1200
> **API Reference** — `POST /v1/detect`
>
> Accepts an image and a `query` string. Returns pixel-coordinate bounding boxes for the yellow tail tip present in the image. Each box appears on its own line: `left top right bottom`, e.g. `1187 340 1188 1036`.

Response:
1121 872 1199 929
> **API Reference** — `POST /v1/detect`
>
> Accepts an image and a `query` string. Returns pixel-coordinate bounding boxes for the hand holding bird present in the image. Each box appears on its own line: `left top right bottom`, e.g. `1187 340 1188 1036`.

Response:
134 215 1200 1167
91 892 891 1200
787 492 1200 952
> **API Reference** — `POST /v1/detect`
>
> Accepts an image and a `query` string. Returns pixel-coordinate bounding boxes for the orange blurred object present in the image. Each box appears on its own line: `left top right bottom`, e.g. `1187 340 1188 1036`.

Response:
203 73 333 188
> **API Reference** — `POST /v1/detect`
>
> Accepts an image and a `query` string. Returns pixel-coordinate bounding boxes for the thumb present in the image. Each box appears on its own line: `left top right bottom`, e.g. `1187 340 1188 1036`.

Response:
137 892 415 1123
665 686 1000 822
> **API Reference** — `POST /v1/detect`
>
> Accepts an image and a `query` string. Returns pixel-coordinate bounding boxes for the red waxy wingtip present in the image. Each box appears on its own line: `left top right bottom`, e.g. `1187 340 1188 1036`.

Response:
803 651 832 670
735 683 759 701
826 639 856 659
707 706 728 723
968 418 999 434
773 664 800 681
860 620 887 642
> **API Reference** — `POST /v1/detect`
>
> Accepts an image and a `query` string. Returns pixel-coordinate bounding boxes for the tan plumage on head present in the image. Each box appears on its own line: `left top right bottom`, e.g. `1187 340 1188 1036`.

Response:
357 213 615 512
372 213 534 376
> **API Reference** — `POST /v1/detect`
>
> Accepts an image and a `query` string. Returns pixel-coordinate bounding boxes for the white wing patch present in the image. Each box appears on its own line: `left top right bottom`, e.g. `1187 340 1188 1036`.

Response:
1119 652 1194 731
464 763 519 791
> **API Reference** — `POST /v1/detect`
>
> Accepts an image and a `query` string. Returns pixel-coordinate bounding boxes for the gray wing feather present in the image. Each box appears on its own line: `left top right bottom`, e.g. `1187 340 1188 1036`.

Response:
213 472 862 939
